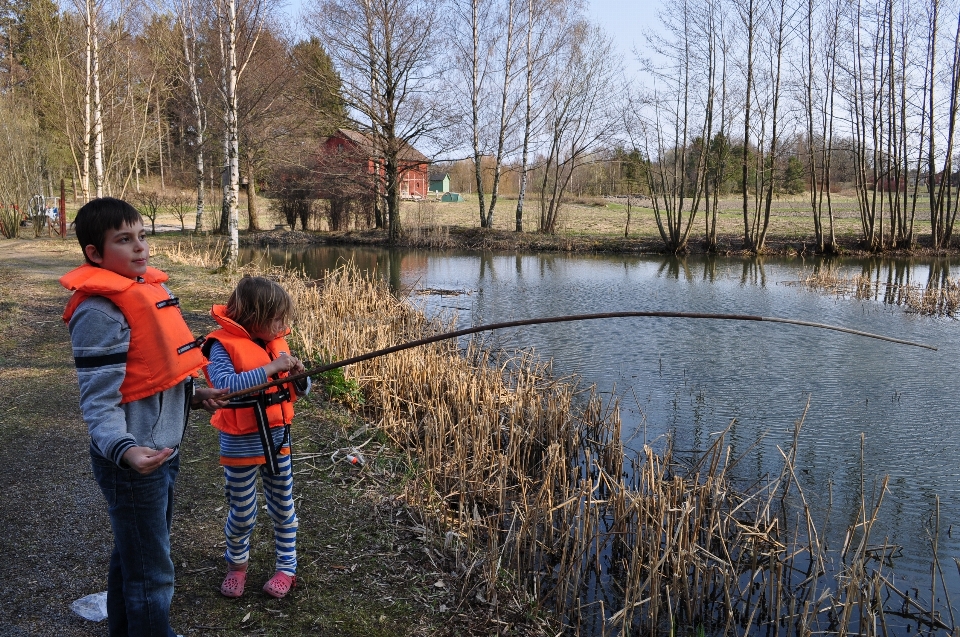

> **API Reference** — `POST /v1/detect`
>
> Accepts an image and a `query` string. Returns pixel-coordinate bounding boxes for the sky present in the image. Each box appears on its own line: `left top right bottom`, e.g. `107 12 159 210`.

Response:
287 0 663 82
590 0 662 77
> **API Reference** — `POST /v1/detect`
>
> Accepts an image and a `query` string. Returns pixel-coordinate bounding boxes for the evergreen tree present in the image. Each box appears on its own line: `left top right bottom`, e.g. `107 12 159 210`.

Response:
291 37 346 136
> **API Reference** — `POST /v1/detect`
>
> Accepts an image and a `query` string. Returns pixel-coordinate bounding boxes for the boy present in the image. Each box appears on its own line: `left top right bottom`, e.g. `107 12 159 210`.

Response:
61 197 226 637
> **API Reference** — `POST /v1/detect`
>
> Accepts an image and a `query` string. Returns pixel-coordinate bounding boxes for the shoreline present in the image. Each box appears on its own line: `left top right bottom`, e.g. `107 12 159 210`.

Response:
239 225 960 259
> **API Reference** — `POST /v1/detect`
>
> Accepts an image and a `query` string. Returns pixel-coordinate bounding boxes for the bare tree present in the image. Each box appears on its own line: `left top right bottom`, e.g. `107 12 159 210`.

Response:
172 0 209 233
704 0 731 252
801 0 841 253
514 0 571 231
736 0 758 250
0 96 44 238
753 0 795 252
237 28 310 233
169 191 192 232
211 0 270 263
536 22 619 234
135 189 165 234
451 0 525 228
923 0 960 248
632 0 714 252
451 0 496 227
309 0 446 242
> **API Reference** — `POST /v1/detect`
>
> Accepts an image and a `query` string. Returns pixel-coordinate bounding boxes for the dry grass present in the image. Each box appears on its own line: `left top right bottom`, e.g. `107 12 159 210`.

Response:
0 238 537 637
401 193 904 241
258 259 958 635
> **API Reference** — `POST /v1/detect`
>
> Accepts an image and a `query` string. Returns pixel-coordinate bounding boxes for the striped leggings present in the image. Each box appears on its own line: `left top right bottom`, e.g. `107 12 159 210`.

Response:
222 453 298 575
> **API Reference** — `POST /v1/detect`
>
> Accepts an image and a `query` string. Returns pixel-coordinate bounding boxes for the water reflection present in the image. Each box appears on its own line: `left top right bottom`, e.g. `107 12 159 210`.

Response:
242 245 960 592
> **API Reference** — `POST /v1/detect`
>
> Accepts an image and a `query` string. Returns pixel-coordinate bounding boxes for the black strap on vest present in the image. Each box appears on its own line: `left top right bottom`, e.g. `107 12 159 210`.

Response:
224 390 290 475
156 297 181 309
177 336 206 355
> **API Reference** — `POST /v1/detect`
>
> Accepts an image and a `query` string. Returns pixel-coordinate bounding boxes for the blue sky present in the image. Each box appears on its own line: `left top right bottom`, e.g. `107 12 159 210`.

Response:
287 0 662 79
591 0 661 75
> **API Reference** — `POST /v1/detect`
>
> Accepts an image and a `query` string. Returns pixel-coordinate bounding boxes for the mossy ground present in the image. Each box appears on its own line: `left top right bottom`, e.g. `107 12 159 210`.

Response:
0 238 523 637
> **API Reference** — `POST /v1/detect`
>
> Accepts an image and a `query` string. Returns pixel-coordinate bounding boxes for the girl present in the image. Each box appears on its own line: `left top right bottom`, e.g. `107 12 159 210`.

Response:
203 276 310 599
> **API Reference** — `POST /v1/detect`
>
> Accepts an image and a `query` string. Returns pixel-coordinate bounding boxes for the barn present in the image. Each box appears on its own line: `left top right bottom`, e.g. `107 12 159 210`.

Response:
322 129 430 200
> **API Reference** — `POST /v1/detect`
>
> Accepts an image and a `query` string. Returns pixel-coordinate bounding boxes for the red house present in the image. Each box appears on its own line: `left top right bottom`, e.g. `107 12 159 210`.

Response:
322 128 430 199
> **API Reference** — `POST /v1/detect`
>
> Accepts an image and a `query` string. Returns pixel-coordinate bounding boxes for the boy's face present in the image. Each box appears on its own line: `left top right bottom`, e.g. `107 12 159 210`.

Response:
84 220 149 279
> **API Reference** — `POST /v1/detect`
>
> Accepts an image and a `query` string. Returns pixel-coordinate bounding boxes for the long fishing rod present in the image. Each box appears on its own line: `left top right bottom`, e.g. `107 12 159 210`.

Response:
217 311 937 402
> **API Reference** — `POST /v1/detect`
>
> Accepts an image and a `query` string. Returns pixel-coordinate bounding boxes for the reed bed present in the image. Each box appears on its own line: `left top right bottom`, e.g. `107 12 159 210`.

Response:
797 268 960 317
235 261 954 636
153 237 229 268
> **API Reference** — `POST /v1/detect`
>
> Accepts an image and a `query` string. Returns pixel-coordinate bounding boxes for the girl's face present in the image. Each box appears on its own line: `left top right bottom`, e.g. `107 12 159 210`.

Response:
249 316 287 342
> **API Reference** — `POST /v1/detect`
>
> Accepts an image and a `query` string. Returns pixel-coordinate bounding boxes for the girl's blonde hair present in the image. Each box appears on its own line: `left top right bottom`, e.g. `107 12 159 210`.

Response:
225 276 294 332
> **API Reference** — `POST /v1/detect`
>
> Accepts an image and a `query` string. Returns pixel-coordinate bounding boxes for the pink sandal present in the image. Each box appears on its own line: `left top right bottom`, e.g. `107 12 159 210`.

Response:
220 562 247 598
263 571 296 599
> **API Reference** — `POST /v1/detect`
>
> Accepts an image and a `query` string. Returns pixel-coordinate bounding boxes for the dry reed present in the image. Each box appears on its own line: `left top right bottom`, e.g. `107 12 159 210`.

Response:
231 259 954 636
796 268 960 317
153 236 229 268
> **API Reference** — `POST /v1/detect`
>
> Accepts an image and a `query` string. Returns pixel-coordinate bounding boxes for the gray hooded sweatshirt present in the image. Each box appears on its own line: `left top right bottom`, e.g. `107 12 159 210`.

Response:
68 293 193 468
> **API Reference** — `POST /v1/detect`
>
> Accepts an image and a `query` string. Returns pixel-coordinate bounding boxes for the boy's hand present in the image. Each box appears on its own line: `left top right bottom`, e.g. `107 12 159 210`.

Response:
122 446 173 475
193 386 229 413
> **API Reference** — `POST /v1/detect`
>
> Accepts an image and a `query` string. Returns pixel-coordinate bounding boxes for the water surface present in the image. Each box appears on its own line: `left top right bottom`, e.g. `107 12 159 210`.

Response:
245 245 960 590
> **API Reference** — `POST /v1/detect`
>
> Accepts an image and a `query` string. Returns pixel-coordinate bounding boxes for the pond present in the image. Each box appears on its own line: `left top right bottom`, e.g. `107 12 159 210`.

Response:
243 244 960 595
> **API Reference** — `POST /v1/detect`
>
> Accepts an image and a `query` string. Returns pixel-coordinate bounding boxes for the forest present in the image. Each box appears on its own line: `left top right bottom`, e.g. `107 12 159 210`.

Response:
3 0 960 256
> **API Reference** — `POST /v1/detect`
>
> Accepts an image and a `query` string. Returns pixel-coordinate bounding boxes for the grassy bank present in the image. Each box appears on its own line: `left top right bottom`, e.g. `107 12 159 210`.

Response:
26 191 960 257
0 238 529 637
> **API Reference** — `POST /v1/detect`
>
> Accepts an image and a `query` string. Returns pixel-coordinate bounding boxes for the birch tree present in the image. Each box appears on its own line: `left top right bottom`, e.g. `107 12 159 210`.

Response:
452 0 525 228
514 0 572 231
173 0 209 233
212 0 269 263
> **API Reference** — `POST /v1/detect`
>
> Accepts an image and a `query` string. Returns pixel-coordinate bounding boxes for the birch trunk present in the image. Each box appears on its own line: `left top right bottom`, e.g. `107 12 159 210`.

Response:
487 0 516 225
224 0 240 264
179 0 206 234
515 0 533 232
91 6 103 199
82 0 92 201
470 0 488 228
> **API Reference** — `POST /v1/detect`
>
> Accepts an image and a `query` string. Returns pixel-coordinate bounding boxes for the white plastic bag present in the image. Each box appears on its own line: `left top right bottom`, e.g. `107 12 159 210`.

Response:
70 591 108 622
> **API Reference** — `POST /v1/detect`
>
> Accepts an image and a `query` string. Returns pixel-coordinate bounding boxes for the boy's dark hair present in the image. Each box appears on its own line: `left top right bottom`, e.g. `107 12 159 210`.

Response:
74 197 143 265
226 276 295 334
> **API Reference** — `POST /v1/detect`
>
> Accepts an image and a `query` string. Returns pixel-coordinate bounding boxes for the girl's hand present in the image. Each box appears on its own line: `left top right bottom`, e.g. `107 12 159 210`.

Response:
265 352 300 377
193 386 229 413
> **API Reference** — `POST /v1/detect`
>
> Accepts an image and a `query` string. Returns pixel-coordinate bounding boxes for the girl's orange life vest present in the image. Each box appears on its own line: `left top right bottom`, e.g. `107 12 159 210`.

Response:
203 304 297 436
61 264 206 403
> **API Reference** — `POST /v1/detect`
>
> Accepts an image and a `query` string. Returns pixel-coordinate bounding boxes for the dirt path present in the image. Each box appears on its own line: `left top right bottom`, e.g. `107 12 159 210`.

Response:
0 239 493 637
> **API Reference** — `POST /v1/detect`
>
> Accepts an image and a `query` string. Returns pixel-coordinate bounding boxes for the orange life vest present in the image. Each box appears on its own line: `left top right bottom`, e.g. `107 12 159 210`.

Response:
61 264 205 403
204 304 297 437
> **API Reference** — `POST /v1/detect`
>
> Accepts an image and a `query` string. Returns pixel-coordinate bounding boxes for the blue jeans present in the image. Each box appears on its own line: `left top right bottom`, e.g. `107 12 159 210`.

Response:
91 448 180 637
